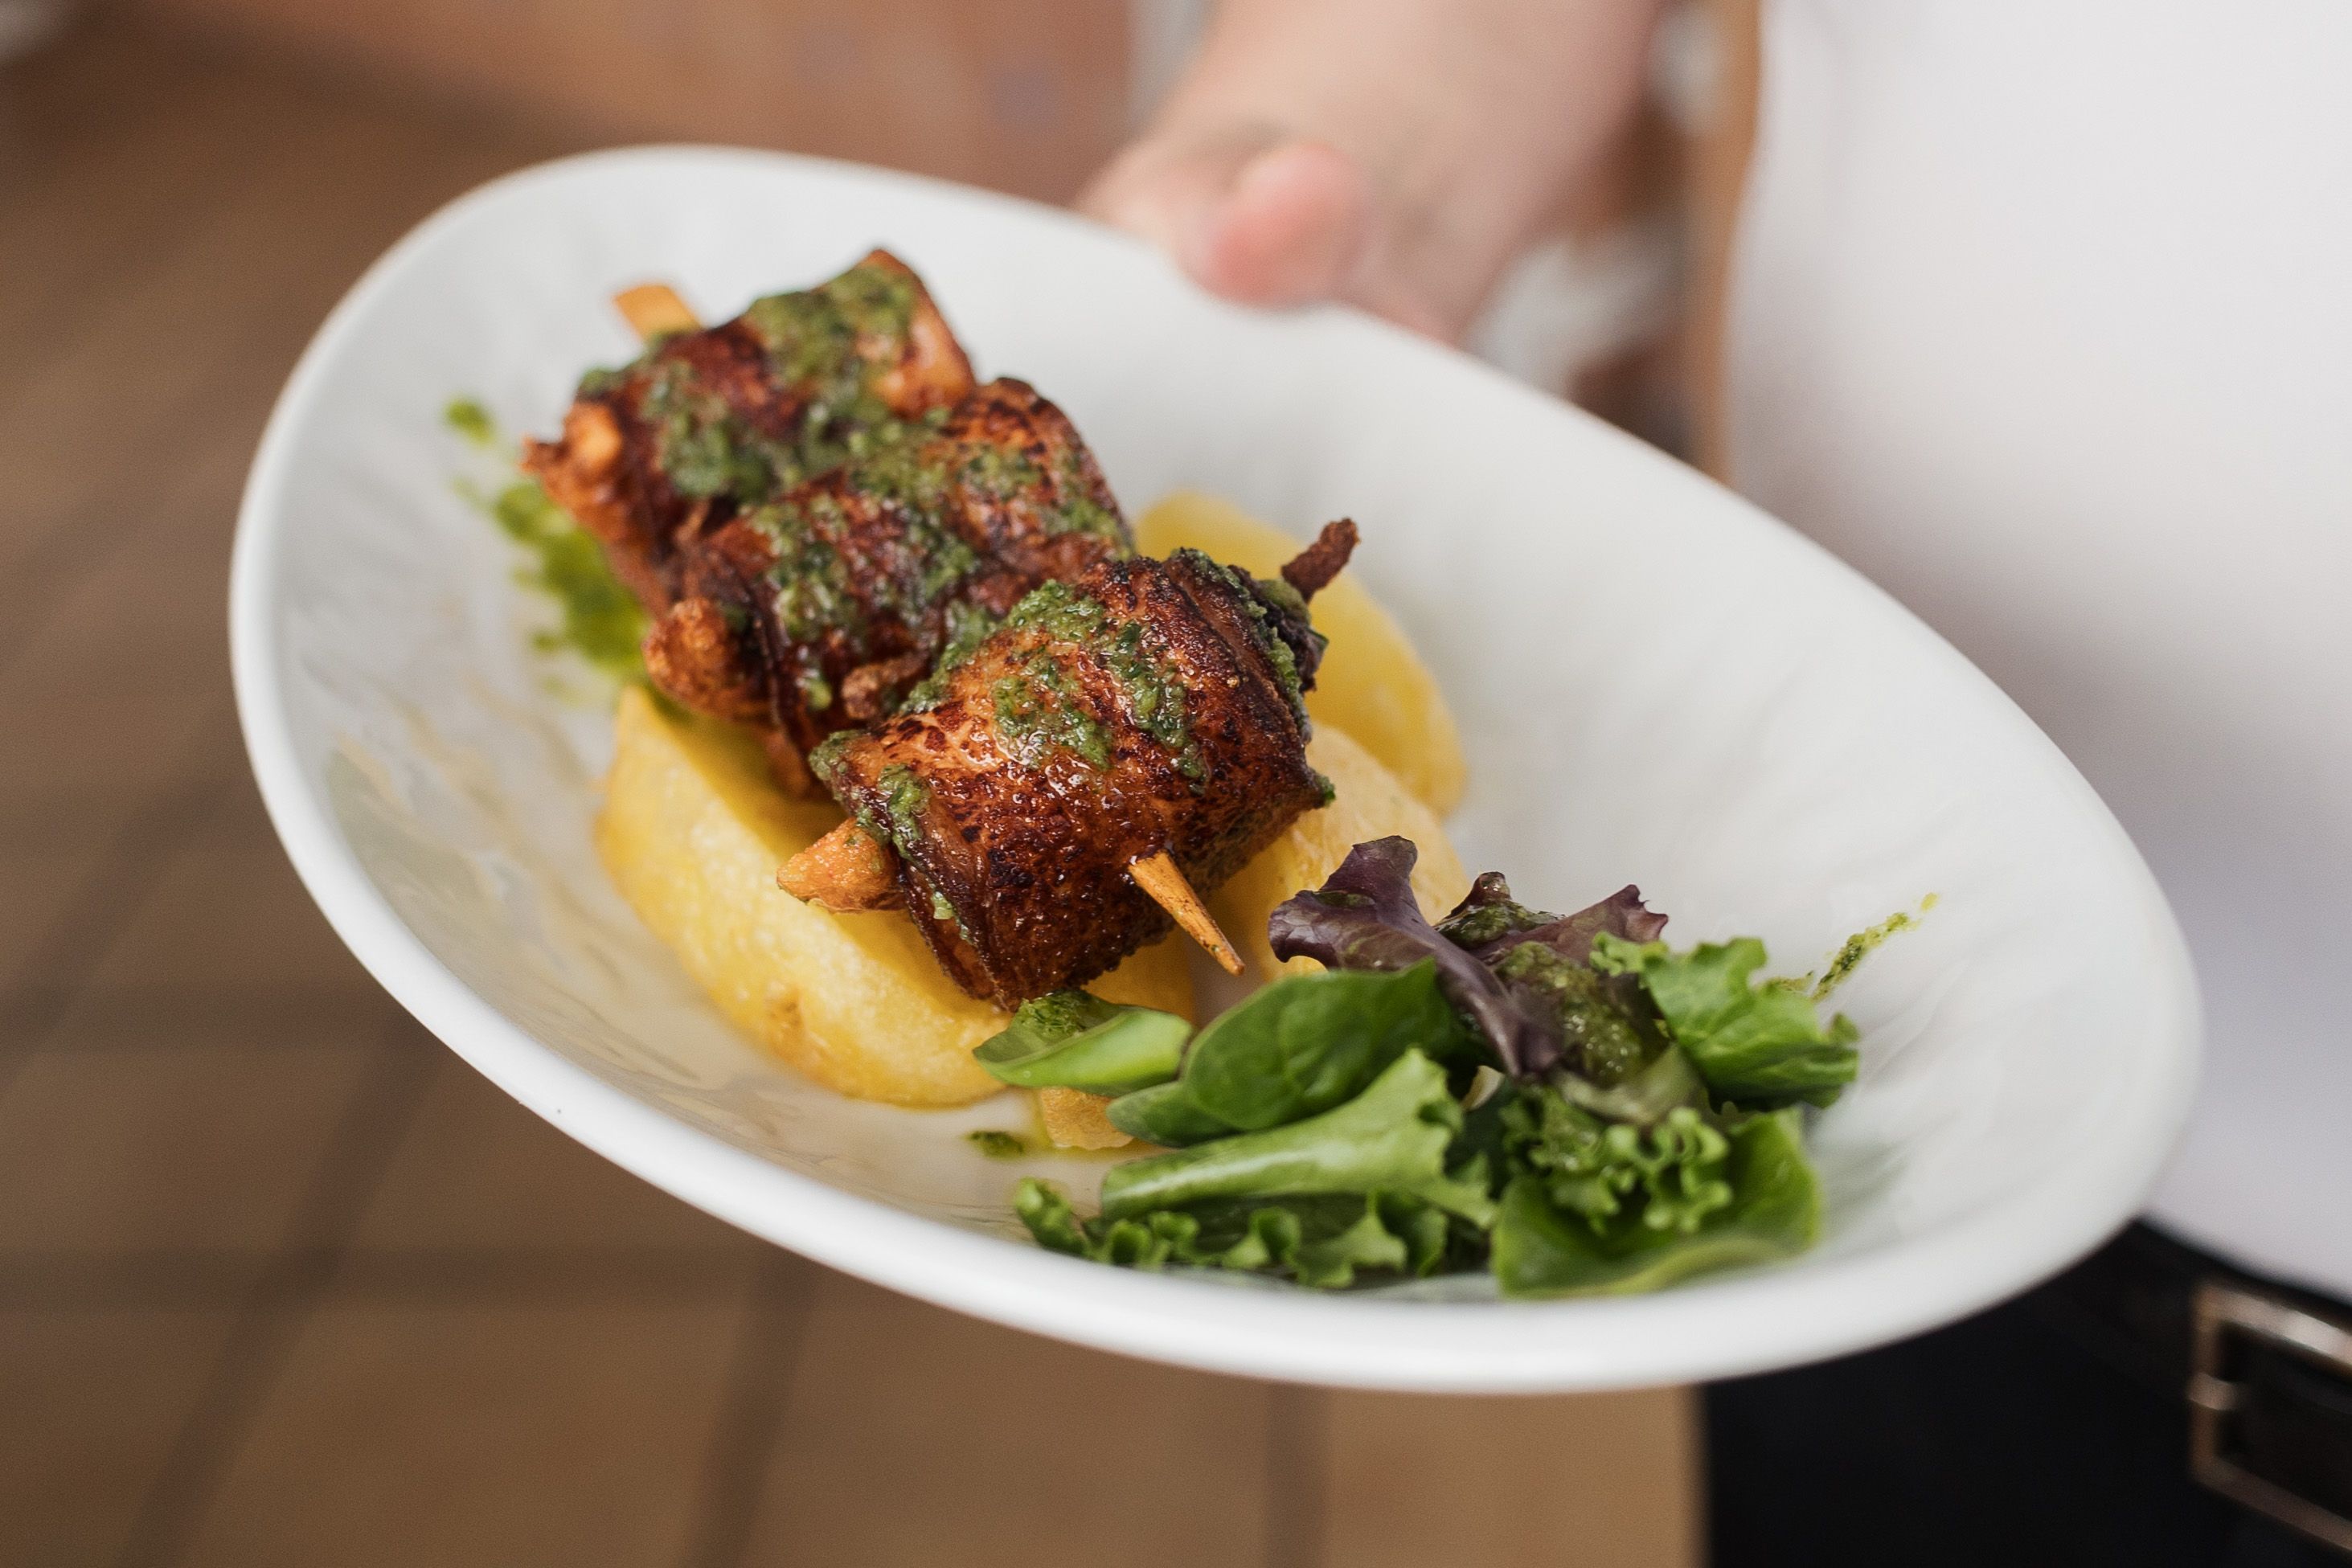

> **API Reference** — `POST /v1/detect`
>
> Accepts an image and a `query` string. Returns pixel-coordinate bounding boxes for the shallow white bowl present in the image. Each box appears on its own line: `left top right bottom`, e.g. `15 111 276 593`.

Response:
231 146 2198 1392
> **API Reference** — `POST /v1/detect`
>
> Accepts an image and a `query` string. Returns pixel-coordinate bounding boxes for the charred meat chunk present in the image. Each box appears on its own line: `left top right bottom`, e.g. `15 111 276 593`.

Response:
643 378 1132 762
521 249 973 610
808 546 1339 1006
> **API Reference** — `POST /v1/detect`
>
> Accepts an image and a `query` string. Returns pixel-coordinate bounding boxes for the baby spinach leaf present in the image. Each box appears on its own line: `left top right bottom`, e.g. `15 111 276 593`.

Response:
974 990 1191 1095
1591 934 1859 1108
1100 1050 1497 1226
1104 1082 1235 1146
1490 1109 1820 1296
1182 961 1473 1131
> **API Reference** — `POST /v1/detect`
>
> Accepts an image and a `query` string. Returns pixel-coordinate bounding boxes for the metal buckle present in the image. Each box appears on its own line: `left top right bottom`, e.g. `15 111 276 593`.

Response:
2190 1279 2352 1554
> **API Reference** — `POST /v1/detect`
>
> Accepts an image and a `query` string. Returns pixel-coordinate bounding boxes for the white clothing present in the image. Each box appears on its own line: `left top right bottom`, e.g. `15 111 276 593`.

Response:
1729 2 2352 1296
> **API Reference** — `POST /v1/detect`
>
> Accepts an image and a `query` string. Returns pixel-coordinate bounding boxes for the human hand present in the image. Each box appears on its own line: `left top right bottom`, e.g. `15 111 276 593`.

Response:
1080 0 1663 342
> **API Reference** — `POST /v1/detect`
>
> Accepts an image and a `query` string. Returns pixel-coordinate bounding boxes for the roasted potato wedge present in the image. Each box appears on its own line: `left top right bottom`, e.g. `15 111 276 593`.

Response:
596 686 1193 1107
1035 1087 1132 1150
1137 489 1469 816
1211 723 1471 981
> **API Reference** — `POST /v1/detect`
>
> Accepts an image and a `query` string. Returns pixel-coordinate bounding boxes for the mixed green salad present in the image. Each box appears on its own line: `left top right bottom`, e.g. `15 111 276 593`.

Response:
980 837 1907 1297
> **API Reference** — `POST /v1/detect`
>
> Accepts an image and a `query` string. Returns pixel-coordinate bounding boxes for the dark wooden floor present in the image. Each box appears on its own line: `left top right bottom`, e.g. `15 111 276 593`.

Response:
0 19 1696 1568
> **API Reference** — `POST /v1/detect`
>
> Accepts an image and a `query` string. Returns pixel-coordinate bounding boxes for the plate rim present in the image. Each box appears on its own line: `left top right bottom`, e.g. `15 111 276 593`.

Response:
228 143 2202 1391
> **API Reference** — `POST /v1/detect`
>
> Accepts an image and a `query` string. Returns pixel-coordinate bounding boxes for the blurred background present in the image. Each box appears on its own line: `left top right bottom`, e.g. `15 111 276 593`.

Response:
0 1 1756 1562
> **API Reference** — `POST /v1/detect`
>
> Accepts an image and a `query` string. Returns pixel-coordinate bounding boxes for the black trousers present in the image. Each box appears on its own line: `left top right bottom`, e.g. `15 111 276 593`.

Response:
1708 1226 2343 1567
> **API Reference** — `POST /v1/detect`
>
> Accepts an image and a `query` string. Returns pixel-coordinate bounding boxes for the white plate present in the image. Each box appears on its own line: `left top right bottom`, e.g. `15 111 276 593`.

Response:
230 146 2198 1391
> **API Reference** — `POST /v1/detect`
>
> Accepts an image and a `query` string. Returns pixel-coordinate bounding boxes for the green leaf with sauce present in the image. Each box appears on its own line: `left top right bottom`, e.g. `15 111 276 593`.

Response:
974 991 1190 1096
1591 934 1859 1109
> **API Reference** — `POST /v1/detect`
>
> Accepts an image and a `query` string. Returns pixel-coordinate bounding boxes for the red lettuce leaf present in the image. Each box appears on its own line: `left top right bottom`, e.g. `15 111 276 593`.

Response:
1268 837 1546 1074
1440 873 1666 964
1265 838 1670 1079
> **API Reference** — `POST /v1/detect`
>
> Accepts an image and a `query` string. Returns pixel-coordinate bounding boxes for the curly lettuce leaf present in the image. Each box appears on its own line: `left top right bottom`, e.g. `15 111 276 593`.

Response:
1591 933 1858 1108
1265 837 1542 1074
1100 1050 1497 1226
1503 1088 1732 1233
974 991 1190 1095
1491 1108 1820 1296
1018 1183 1453 1289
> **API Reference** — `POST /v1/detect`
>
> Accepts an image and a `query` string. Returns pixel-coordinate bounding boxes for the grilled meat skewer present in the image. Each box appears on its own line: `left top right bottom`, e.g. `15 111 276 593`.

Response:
642 378 1133 788
785 525 1358 1007
522 249 973 611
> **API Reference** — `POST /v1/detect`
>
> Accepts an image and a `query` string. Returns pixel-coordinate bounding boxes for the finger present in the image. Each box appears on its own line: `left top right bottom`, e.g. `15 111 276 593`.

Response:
1081 130 1371 309
1187 138 1371 307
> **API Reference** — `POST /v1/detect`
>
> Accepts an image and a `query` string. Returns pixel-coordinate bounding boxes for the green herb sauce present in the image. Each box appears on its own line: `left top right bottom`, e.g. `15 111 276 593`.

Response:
806 730 852 785
443 397 497 447
445 395 644 681
990 649 1112 769
639 360 791 502
746 504 865 644
1812 899 1932 1000
740 260 917 457
957 438 1042 499
967 1129 1028 1159
1494 944 1662 1088
1437 898 1555 951
897 600 1004 713
877 764 929 855
572 260 939 506
1047 444 1125 542
838 444 981 621
749 452 985 664
467 477 648 681
947 438 1121 545
988 581 1203 780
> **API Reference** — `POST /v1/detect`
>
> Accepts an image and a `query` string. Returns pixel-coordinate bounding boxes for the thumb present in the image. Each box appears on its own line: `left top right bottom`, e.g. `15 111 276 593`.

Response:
1080 130 1373 310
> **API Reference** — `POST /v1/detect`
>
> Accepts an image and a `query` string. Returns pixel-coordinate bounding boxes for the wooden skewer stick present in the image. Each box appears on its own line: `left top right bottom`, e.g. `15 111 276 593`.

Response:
1129 851 1244 976
613 282 700 342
